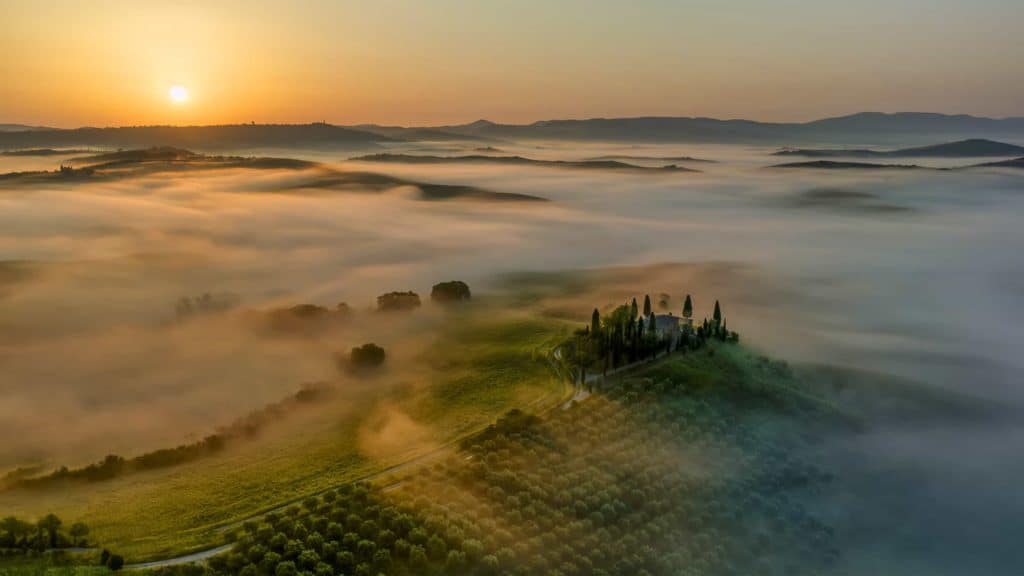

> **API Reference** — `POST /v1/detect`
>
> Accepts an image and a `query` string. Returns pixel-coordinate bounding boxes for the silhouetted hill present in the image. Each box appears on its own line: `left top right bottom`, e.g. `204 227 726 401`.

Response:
585 154 716 163
1 148 94 156
802 112 1024 136
352 125 492 142
7 114 1024 149
0 123 388 151
895 139 1024 157
77 146 200 164
972 157 1024 169
775 138 1024 158
771 160 925 170
348 153 698 172
427 113 1024 144
0 124 51 132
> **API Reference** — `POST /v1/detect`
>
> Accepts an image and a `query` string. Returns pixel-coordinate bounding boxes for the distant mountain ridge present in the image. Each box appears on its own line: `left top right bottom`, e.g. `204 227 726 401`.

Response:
431 113 1024 145
0 123 388 151
0 123 51 132
3 113 1024 148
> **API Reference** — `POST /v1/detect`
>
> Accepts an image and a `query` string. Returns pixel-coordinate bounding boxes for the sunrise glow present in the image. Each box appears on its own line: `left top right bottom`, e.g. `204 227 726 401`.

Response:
169 85 189 104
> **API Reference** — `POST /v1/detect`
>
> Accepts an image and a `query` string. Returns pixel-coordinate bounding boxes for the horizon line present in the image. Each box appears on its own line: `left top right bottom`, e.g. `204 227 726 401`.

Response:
5 110 1024 132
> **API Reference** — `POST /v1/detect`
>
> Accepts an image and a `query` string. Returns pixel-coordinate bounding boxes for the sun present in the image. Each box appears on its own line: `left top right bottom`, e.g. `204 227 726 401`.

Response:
168 85 189 103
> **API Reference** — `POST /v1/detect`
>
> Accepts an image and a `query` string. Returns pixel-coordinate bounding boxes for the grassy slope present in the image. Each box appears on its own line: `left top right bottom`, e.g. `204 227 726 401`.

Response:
2 261 990 566
367 341 846 576
0 310 571 562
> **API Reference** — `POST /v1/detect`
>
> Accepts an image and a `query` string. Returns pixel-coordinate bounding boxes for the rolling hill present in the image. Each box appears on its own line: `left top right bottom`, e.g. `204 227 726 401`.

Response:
424 112 1024 145
770 160 925 170
775 138 1024 158
0 123 51 132
972 157 1024 169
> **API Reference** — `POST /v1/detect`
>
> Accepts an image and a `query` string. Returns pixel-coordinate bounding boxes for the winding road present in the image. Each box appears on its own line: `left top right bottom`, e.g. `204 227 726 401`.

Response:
127 544 233 571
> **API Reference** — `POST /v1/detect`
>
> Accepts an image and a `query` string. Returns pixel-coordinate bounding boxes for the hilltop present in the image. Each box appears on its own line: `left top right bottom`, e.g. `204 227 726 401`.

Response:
775 138 1024 158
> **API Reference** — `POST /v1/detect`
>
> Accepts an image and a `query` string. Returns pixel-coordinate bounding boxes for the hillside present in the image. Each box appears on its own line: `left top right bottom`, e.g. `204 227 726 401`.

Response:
0 123 51 132
424 112 1024 145
973 157 1024 169
775 138 1024 158
352 124 493 142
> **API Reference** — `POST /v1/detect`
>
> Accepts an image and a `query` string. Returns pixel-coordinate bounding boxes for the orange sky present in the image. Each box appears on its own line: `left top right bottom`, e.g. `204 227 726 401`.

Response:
2 0 1022 128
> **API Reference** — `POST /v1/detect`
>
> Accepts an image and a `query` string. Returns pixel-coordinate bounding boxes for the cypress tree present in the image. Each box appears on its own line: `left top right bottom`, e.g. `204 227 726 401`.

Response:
634 317 643 359
683 294 693 318
643 294 652 317
591 308 601 336
630 298 639 320
713 300 722 324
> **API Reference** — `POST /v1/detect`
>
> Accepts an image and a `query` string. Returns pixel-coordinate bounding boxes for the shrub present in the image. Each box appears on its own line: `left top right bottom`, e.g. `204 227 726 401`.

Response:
274 561 297 576
426 534 447 561
409 545 428 571
481 554 500 574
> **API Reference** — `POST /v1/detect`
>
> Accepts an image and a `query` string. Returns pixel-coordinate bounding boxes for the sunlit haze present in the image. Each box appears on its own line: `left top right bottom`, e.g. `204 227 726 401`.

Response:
2 0 1023 127
1 3 1022 576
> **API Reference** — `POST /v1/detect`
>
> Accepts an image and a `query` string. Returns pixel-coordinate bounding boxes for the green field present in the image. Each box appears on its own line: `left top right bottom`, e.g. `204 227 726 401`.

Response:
0 305 572 563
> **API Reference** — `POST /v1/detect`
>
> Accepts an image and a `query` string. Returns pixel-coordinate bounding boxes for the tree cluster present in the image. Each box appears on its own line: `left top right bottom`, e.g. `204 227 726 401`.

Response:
210 482 498 576
348 343 386 368
377 291 422 312
567 294 740 383
0 514 89 552
176 292 241 319
379 356 838 576
430 281 472 304
267 303 351 334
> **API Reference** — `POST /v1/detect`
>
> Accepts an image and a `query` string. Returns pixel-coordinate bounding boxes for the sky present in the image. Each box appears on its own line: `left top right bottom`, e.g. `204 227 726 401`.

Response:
1 0 1022 128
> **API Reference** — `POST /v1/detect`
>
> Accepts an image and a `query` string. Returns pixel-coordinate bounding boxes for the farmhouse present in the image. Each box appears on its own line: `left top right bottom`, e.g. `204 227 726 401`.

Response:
653 313 694 337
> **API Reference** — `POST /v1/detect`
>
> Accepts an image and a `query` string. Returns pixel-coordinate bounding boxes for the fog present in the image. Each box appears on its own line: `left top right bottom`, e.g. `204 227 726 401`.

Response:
1 141 1022 572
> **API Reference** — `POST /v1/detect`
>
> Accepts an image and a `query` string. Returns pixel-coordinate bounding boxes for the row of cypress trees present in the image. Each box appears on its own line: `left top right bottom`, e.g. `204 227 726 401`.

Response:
570 293 736 382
